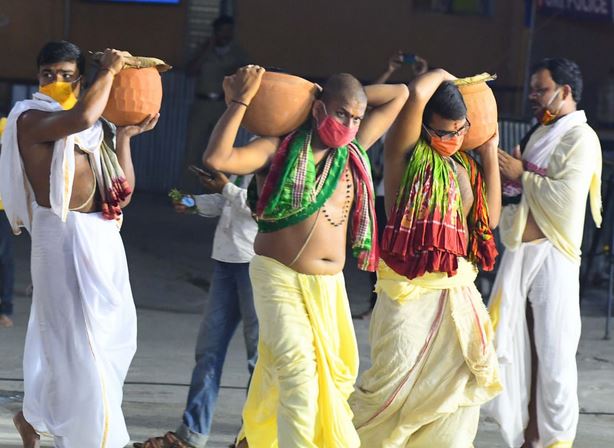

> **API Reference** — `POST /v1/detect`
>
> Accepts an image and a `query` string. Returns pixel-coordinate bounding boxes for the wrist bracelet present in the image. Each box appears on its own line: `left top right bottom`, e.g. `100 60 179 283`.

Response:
231 99 249 108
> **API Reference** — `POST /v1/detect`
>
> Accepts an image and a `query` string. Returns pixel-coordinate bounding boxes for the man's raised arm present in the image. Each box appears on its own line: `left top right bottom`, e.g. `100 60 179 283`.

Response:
382 69 456 214
356 83 409 150
203 65 278 175
385 69 455 161
18 49 127 146
475 132 502 229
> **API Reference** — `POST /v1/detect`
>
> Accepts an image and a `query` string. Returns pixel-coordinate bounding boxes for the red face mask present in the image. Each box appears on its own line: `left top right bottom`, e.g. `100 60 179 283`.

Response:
429 134 464 157
316 104 359 148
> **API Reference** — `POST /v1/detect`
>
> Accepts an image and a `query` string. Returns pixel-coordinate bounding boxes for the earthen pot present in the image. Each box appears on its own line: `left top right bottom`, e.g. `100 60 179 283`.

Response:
103 67 163 127
458 81 498 151
229 72 318 137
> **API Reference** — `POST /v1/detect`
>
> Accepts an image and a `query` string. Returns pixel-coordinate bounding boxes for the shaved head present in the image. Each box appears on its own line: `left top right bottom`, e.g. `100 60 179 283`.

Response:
320 73 367 106
312 73 367 135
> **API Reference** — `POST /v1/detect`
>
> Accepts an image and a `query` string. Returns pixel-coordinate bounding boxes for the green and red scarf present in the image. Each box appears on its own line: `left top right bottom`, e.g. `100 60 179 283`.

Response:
381 139 497 279
252 128 379 272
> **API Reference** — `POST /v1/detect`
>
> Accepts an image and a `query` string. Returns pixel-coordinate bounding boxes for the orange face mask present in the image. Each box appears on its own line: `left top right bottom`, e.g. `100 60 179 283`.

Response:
540 108 558 126
39 80 79 110
428 134 464 157
539 88 562 126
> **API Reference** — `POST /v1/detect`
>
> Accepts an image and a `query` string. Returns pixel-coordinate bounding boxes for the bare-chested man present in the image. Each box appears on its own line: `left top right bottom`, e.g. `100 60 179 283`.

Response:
203 65 408 447
349 69 502 447
0 41 158 448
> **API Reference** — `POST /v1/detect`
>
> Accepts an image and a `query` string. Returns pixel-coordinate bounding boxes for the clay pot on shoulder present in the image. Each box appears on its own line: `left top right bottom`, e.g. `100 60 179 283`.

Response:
227 72 319 137
103 67 163 127
458 81 498 151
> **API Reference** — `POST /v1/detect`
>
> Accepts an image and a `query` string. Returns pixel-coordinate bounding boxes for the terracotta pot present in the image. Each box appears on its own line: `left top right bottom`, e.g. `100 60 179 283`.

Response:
103 67 163 127
458 81 498 151
227 72 318 137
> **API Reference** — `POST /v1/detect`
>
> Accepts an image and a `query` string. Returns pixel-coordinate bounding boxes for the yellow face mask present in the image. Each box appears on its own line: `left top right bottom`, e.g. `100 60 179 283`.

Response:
39 79 80 110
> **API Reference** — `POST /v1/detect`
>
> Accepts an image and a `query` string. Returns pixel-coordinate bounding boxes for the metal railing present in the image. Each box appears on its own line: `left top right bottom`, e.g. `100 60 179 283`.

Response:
498 119 533 152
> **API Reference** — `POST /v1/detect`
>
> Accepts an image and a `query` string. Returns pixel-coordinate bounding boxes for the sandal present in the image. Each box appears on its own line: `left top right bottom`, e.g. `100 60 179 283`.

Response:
133 432 194 448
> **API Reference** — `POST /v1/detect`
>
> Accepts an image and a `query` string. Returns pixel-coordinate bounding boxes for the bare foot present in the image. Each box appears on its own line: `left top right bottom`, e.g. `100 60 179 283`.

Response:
0 314 13 328
13 411 40 448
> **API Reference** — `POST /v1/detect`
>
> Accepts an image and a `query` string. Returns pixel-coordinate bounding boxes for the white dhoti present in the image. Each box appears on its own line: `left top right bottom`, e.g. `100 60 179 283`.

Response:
483 240 581 448
23 204 137 448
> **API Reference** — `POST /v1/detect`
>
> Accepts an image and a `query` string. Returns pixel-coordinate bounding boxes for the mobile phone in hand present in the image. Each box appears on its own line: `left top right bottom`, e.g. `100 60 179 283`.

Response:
180 195 196 208
403 53 417 64
188 165 215 180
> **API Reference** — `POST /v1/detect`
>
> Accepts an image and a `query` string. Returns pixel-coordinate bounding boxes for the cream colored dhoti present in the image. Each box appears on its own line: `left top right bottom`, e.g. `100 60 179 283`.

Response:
350 259 502 447
241 255 360 448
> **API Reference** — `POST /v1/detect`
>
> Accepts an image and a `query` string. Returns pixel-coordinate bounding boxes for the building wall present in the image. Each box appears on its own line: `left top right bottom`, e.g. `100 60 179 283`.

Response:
531 13 614 124
234 0 614 120
235 0 529 115
2 1 613 120
0 0 188 82
68 1 188 67
0 0 65 81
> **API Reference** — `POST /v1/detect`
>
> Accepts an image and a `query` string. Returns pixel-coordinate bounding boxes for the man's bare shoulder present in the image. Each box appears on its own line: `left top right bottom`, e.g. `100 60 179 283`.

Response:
16 109 54 140
17 109 53 126
15 109 69 158
16 108 79 148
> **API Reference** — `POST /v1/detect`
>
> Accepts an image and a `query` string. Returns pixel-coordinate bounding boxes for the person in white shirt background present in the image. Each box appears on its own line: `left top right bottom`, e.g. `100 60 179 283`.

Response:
136 167 257 448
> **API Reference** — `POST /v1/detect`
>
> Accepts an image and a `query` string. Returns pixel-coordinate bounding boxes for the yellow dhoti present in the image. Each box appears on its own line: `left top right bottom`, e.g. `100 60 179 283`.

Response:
242 255 360 448
349 259 502 447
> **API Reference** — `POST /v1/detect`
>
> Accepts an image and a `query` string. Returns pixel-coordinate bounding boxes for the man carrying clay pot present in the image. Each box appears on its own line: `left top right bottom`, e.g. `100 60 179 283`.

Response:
203 64 408 448
349 68 503 447
0 41 158 448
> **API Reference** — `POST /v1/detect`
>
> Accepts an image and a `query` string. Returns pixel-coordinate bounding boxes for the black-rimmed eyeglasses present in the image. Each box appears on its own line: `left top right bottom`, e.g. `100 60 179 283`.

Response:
423 118 471 141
